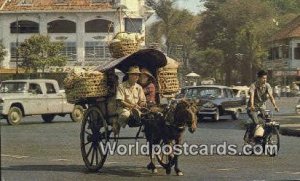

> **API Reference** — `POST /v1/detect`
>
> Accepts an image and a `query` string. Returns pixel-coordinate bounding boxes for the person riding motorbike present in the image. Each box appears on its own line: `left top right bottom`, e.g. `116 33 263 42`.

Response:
247 70 279 137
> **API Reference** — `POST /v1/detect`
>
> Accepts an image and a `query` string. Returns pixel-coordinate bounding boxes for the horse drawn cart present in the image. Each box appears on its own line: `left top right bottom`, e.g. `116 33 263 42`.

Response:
64 49 190 173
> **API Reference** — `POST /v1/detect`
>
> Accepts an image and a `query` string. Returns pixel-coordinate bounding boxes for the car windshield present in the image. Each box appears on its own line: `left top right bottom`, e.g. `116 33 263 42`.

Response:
186 87 222 98
0 82 26 93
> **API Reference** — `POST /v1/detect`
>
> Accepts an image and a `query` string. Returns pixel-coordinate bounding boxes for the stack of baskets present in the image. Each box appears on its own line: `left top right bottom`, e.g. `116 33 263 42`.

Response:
157 57 180 95
109 32 140 58
64 70 108 103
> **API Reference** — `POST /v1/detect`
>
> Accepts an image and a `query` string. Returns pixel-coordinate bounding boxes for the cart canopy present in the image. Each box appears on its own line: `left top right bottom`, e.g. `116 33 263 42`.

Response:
95 49 168 76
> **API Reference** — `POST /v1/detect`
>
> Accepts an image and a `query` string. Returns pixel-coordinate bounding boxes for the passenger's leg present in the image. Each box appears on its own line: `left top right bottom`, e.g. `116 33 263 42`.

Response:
118 109 131 128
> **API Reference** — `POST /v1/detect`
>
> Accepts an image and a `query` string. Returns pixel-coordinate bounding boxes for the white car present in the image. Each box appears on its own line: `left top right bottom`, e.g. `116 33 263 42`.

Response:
0 79 84 125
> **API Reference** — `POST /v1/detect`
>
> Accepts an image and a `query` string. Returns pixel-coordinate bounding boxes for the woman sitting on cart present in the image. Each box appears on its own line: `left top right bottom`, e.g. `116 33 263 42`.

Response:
138 68 156 106
115 66 147 132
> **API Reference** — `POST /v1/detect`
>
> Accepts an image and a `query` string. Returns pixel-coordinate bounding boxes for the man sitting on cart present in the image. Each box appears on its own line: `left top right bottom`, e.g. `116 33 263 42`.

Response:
114 66 147 133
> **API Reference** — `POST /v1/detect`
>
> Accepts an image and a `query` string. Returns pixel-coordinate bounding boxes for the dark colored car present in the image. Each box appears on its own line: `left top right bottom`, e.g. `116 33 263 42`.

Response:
180 85 244 121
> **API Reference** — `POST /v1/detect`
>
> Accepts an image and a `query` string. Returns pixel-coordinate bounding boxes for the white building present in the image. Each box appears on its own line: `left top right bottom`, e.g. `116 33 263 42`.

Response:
266 15 300 82
0 0 154 69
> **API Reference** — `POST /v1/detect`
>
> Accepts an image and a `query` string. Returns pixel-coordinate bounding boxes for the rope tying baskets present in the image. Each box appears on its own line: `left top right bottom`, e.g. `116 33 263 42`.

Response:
64 70 108 103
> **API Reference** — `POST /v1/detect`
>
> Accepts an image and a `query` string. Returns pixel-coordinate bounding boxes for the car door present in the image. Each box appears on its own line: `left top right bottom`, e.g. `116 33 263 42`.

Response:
45 83 63 113
27 83 47 114
227 89 242 108
220 88 231 110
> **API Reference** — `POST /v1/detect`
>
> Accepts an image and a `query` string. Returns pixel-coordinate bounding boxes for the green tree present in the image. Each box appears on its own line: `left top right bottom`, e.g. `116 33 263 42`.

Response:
0 42 7 67
146 0 200 74
196 0 275 85
190 48 224 82
18 35 67 73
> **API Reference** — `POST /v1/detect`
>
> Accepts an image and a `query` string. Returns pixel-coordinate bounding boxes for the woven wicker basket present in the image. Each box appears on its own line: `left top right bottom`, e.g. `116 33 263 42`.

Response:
64 71 108 103
109 40 139 58
157 69 180 94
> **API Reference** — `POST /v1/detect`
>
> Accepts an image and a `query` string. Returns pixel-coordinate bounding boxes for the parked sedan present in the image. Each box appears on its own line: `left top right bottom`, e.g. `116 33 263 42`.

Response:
182 85 244 121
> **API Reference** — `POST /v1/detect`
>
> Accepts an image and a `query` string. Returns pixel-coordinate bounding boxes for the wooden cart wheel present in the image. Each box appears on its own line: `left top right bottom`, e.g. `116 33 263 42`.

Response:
80 106 110 172
155 139 175 169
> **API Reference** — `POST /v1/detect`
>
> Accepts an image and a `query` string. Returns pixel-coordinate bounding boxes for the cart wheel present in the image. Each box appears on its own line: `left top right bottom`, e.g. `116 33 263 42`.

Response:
155 140 175 169
80 106 110 172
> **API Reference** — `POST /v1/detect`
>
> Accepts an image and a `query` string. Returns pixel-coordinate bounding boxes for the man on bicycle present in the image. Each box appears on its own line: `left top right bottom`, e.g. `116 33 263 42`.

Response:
247 70 279 136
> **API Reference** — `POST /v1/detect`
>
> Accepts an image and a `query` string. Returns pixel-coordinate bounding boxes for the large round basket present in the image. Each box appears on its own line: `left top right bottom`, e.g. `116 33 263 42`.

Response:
64 71 108 103
109 41 139 58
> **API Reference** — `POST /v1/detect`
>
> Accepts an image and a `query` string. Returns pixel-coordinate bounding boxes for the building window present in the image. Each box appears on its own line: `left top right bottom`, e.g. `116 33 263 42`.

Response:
10 43 17 62
124 18 143 33
18 0 33 6
60 42 77 61
47 20 76 33
55 0 68 4
268 47 279 60
10 20 39 34
294 47 300 60
91 0 111 3
85 19 114 33
85 42 111 61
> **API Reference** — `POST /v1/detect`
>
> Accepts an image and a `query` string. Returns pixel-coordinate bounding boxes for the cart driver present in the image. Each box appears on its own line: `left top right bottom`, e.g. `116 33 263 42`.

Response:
114 66 146 133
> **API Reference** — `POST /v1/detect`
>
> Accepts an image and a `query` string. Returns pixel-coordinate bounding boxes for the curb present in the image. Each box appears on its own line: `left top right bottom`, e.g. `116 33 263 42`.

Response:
279 126 300 137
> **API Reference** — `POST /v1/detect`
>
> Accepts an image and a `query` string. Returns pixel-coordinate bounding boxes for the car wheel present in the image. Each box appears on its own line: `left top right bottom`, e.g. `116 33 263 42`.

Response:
71 105 84 122
42 114 55 123
231 110 240 120
7 107 23 125
197 115 204 122
212 108 220 121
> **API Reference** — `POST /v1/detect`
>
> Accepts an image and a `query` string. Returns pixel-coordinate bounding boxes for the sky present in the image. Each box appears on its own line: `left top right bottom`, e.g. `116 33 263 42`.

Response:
174 0 205 14
146 0 205 25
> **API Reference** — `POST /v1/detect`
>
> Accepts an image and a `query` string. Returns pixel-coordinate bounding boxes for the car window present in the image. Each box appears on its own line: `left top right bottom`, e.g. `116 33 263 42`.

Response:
226 89 233 98
240 90 246 97
185 88 196 98
46 83 56 94
0 82 26 93
232 89 239 96
29 83 43 94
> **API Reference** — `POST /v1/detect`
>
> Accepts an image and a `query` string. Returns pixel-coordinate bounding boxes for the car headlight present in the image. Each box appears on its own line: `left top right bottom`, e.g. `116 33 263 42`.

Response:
202 102 215 108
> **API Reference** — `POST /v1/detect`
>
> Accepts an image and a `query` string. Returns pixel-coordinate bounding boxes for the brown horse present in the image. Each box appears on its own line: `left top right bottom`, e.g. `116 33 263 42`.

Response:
143 99 198 176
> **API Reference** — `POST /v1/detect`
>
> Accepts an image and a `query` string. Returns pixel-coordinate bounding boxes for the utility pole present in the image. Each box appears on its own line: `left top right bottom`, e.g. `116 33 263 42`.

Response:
16 16 19 75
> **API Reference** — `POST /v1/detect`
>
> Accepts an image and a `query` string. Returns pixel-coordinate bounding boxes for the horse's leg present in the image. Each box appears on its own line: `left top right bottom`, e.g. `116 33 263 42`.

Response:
165 139 172 175
147 132 157 173
174 134 184 176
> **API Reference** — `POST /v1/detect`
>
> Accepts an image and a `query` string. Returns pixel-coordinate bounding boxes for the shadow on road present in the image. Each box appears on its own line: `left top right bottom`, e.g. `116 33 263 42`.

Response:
99 165 166 177
1 164 166 177
0 120 76 126
1 164 83 173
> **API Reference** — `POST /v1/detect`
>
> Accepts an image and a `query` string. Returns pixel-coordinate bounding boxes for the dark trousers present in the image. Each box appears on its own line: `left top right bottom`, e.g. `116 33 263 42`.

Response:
247 109 264 125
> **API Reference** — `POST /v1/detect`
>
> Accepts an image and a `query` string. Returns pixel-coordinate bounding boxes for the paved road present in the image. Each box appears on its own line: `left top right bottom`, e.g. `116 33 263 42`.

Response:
1 113 299 181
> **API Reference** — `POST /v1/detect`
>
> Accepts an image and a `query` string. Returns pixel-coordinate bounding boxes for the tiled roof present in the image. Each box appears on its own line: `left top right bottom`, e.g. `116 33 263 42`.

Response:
271 15 300 41
0 0 113 12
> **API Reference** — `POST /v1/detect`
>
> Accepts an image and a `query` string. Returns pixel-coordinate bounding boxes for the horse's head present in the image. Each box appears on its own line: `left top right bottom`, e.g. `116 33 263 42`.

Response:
174 99 198 133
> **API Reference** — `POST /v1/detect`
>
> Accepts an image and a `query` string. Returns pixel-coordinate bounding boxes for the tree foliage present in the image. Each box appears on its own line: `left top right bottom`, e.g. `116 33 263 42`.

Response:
18 35 67 72
147 0 299 85
146 0 200 75
195 0 279 85
0 42 7 67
